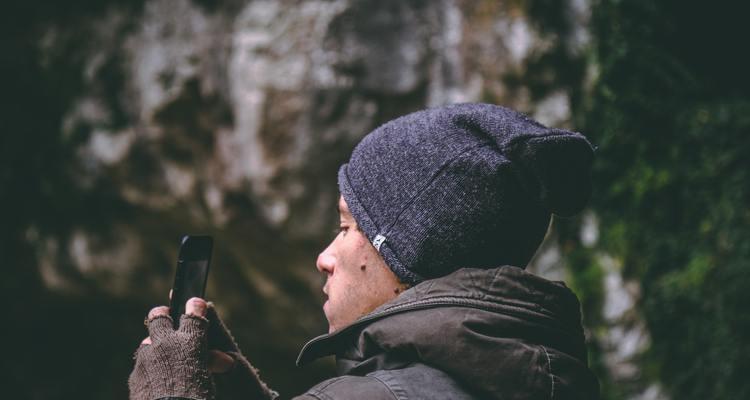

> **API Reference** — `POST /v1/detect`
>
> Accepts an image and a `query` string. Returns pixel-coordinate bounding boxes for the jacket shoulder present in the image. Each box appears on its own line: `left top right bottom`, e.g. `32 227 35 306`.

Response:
366 363 475 400
292 375 396 400
293 363 475 400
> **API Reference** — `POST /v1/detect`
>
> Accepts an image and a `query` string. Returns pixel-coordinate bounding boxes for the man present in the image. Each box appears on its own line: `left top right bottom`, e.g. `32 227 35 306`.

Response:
129 103 601 399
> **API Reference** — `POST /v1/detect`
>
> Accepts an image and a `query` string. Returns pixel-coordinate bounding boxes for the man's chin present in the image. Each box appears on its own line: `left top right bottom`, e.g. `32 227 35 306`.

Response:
323 301 335 333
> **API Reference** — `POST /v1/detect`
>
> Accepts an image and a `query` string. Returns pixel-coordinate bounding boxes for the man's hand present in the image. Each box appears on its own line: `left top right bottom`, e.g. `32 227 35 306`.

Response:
139 298 235 374
129 297 278 400
129 297 230 400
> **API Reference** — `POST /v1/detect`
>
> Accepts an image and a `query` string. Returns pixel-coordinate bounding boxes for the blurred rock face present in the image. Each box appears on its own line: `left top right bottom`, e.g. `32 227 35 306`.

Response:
31 0 591 390
38 0 583 300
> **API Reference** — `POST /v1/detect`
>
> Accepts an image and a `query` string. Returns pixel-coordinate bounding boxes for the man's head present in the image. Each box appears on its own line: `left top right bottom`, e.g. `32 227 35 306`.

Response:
317 103 594 332
316 195 408 333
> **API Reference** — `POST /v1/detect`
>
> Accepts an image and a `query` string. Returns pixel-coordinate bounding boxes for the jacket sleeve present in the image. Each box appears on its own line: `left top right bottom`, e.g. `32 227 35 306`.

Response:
291 375 395 400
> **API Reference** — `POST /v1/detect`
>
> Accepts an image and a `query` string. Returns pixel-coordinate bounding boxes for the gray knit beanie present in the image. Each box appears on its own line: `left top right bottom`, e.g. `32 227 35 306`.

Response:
338 103 594 285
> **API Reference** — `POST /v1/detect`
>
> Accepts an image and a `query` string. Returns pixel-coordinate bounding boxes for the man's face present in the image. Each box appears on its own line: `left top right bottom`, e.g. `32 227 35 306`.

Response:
316 196 404 333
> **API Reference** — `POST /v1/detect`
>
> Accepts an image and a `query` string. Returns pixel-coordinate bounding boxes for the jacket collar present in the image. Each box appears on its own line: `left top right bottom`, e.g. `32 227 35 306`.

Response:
296 266 585 367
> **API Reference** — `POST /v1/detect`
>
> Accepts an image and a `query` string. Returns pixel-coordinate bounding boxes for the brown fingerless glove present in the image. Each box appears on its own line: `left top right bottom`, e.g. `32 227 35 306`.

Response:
206 303 278 400
129 314 214 400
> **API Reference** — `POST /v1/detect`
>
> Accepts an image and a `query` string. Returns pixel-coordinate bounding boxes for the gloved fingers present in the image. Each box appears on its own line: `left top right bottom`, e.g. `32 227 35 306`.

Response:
180 297 209 333
179 313 209 335
147 305 170 320
146 305 174 340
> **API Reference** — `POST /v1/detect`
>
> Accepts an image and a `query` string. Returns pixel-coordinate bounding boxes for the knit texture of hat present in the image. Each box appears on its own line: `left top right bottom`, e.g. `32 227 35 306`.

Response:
338 103 594 285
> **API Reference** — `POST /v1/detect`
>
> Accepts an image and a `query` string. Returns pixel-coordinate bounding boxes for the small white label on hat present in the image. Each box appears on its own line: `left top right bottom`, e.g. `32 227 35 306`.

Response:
372 234 386 251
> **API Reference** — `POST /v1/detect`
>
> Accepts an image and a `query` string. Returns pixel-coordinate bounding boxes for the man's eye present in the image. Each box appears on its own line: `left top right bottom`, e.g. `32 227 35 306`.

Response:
333 226 348 236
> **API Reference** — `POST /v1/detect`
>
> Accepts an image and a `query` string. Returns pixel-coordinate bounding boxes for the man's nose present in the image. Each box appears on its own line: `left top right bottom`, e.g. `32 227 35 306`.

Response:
316 250 336 275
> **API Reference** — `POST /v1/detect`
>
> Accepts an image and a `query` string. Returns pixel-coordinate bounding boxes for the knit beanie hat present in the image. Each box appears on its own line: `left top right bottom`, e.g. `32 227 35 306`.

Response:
338 103 594 285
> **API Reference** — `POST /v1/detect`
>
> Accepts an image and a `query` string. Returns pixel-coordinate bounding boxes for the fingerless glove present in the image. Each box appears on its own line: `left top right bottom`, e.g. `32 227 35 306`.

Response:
129 305 278 400
129 314 214 400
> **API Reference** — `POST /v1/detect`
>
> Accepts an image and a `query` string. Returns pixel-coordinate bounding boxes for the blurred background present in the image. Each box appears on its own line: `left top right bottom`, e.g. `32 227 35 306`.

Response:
2 0 748 399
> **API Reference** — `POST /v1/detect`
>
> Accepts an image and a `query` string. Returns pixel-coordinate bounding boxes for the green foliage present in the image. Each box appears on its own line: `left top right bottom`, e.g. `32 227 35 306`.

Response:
582 0 750 398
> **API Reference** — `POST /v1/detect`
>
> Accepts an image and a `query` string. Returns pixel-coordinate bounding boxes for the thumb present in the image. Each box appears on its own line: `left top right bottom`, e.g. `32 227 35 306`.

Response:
208 350 236 374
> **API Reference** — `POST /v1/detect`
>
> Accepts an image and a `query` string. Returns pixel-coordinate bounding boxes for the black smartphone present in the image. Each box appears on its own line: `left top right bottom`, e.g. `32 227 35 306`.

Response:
169 235 213 329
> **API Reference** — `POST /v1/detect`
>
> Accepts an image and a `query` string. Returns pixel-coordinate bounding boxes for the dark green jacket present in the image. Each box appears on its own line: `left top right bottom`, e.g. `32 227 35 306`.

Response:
292 266 600 400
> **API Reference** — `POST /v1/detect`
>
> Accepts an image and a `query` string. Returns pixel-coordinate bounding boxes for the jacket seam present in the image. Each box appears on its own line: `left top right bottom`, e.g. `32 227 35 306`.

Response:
312 376 348 392
305 388 334 400
304 392 332 400
541 345 555 400
369 371 407 400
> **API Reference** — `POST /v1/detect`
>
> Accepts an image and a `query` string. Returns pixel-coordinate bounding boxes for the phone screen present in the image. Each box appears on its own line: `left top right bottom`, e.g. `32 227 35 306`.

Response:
170 235 212 328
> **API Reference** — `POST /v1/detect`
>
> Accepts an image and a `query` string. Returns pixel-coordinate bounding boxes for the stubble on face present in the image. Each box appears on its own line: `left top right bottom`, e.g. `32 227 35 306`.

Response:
317 196 405 333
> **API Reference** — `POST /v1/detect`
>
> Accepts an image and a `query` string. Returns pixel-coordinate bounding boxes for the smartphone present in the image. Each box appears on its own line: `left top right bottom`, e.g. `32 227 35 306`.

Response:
169 235 213 329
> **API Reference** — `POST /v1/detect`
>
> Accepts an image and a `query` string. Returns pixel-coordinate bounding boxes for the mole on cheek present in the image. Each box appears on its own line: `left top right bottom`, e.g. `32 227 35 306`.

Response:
360 264 367 271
